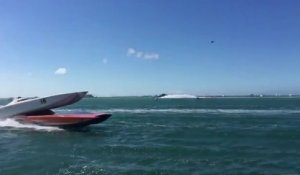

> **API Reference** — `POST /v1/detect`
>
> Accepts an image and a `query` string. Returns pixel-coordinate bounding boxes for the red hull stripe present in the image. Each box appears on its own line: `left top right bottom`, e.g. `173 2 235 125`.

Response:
16 113 111 127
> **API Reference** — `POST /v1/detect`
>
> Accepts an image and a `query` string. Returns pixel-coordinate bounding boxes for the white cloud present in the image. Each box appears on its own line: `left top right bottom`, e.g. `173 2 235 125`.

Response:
143 53 160 60
127 48 160 60
127 48 136 56
102 58 108 64
55 68 67 75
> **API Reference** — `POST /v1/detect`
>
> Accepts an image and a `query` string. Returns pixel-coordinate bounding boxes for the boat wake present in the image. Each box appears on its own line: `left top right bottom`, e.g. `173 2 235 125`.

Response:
0 118 62 131
56 108 300 115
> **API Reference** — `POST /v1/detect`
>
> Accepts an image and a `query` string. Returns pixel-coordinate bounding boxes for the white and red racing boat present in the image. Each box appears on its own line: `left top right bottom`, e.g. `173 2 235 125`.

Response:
0 91 88 118
0 91 111 128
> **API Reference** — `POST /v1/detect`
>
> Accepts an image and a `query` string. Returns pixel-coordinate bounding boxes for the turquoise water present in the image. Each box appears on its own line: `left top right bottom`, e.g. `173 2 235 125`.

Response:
0 97 300 174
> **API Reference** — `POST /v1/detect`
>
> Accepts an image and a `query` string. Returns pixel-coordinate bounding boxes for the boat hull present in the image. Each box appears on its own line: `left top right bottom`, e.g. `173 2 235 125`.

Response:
15 113 111 129
0 91 87 119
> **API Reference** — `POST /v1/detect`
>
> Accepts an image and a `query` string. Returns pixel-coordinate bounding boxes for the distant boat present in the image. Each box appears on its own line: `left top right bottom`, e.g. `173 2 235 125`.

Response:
155 93 167 98
158 94 198 99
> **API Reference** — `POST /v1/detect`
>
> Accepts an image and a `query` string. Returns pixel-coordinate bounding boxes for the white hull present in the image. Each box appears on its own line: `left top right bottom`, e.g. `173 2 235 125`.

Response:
0 91 87 119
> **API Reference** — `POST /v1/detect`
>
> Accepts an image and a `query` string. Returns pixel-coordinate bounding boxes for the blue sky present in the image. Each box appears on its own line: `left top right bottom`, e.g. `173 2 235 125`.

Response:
0 0 300 97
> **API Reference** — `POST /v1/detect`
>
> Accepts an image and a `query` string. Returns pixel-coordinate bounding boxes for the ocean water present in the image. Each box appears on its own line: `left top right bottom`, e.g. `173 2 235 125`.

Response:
0 97 300 175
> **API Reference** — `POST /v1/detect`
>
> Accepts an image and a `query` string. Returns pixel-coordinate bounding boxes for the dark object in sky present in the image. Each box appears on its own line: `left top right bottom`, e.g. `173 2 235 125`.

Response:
210 40 214 44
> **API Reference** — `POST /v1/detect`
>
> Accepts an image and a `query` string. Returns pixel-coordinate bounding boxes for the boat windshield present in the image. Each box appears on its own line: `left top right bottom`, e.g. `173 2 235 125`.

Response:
16 97 37 102
7 97 38 105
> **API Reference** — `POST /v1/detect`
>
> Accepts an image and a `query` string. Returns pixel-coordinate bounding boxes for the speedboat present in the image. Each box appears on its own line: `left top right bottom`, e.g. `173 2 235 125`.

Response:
0 91 88 118
0 91 111 128
158 94 198 99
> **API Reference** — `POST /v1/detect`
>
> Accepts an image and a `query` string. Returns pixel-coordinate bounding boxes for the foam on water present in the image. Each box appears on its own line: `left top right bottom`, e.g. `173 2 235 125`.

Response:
0 118 62 131
55 108 300 115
